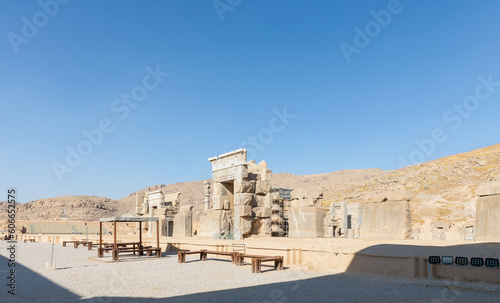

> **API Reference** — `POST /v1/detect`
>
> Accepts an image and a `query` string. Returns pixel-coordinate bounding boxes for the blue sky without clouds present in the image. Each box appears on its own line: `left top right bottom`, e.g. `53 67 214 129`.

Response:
1 0 500 203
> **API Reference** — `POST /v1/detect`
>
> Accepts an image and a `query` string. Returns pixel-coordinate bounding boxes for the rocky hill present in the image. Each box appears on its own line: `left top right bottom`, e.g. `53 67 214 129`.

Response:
1 143 498 231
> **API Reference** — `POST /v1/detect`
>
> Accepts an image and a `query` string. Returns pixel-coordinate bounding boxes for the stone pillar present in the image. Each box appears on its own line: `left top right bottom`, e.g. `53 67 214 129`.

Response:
173 206 193 237
475 181 500 241
204 180 211 210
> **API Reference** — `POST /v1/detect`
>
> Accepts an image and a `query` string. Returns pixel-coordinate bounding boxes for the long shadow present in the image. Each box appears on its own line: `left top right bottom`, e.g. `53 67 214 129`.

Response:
0 253 80 302
344 242 500 283
1 242 499 302
81 271 499 303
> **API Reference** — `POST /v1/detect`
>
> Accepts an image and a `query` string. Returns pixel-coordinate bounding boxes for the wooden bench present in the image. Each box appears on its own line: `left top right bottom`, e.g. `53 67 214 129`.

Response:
97 242 148 258
111 247 161 260
178 250 240 264
63 241 93 250
178 250 208 263
235 254 284 273
204 250 240 264
251 256 284 273
24 239 35 243
75 241 93 250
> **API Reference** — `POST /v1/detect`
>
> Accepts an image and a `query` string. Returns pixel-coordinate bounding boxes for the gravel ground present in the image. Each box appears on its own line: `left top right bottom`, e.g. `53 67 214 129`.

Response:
1 241 499 302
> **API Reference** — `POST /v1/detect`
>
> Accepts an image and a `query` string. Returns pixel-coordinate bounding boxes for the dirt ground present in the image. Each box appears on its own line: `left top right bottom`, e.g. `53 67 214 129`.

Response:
1 241 499 302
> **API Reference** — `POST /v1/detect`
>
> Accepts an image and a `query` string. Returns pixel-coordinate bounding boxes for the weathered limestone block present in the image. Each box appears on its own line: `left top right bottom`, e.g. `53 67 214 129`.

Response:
239 217 253 235
476 181 500 197
250 218 272 235
254 207 271 218
247 161 258 173
261 169 272 181
234 193 255 206
475 195 500 241
198 211 216 237
212 182 223 196
360 201 411 240
173 210 192 237
255 195 265 207
264 194 273 208
246 171 260 181
288 207 324 238
257 160 268 170
235 165 248 183
236 180 256 193
234 205 253 217
212 195 223 210
256 180 270 195
260 218 272 235
135 191 145 215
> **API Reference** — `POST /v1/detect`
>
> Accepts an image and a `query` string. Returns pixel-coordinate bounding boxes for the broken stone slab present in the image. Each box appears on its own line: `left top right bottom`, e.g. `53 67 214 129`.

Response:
476 181 500 196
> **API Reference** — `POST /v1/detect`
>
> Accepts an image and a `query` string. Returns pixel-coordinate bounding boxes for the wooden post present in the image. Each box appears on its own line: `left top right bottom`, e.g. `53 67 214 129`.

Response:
139 221 142 247
156 219 160 249
113 222 117 249
99 221 103 258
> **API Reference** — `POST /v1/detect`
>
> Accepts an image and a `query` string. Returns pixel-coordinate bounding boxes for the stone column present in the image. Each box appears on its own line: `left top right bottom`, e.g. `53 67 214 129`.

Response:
204 180 211 210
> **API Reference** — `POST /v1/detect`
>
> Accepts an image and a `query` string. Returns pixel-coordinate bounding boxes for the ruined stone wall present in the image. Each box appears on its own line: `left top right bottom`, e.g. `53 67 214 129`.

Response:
288 206 324 238
203 149 273 240
360 190 412 240
475 181 500 241
173 206 193 237
288 187 324 238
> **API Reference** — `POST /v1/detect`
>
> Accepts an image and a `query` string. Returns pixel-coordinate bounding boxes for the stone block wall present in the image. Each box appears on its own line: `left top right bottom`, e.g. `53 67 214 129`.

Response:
360 190 412 240
475 181 500 241
288 206 324 238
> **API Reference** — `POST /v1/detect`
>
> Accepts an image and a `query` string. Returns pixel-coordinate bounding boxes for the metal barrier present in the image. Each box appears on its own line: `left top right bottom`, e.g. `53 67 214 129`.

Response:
428 255 500 290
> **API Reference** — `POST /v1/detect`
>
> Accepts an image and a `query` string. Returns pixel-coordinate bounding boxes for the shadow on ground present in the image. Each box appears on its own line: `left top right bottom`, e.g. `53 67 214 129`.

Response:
1 242 499 302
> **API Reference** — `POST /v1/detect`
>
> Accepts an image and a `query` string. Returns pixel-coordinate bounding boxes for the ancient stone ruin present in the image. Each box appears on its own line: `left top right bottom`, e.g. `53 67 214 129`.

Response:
288 188 325 238
328 200 362 238
359 189 412 240
131 150 499 243
475 181 500 241
135 190 192 237
199 149 274 240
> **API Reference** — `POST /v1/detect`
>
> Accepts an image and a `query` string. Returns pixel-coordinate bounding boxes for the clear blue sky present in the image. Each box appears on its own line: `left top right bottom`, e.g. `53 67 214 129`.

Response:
2 0 500 203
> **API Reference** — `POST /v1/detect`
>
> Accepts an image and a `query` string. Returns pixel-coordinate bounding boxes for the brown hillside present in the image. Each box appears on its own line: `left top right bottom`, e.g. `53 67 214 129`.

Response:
2 143 499 229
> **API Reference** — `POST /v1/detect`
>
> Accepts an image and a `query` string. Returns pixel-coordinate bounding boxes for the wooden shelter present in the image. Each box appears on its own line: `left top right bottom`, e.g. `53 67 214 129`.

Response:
98 216 161 260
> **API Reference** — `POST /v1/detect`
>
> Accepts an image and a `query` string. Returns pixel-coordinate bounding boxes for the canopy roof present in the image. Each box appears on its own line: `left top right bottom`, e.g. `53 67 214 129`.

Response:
100 216 159 222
